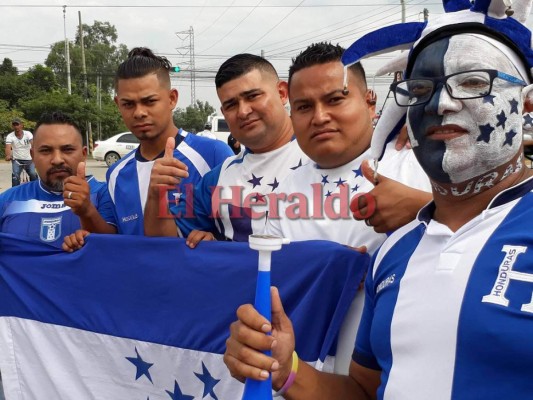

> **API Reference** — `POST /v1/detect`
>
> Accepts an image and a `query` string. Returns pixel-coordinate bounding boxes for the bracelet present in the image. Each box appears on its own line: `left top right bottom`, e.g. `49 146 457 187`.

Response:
273 351 299 397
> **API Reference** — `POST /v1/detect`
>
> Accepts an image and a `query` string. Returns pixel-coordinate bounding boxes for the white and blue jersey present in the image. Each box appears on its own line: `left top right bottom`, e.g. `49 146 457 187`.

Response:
107 129 233 235
0 177 115 248
174 138 308 241
354 176 533 400
265 141 431 254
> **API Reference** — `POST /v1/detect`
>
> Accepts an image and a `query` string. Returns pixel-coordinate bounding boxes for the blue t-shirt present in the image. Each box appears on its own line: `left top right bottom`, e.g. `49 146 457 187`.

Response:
106 129 233 235
0 176 116 248
353 177 533 400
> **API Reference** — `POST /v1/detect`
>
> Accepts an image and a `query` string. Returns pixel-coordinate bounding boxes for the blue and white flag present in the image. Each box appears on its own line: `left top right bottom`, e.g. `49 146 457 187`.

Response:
0 233 368 400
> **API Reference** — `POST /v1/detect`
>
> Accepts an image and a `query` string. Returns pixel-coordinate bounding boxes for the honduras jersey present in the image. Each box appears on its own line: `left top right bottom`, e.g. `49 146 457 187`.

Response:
353 176 533 400
0 177 115 248
106 129 233 235
265 141 431 254
173 138 308 241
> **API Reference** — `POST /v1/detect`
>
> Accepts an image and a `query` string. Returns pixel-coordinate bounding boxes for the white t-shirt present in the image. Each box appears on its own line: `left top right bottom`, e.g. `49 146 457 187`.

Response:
265 141 432 254
6 130 33 160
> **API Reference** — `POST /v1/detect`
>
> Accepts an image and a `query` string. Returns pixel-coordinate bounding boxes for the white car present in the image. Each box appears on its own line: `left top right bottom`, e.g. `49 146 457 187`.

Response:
93 132 140 166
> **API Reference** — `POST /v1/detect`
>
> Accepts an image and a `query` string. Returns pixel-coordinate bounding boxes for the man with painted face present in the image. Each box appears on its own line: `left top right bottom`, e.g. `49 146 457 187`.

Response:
221 1 533 399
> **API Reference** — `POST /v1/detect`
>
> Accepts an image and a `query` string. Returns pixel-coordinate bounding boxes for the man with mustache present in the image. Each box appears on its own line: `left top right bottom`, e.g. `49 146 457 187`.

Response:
0 111 117 249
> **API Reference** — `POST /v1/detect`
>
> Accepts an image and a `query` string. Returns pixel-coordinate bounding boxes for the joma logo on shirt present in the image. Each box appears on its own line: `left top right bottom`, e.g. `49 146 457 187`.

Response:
482 245 533 314
40 203 66 209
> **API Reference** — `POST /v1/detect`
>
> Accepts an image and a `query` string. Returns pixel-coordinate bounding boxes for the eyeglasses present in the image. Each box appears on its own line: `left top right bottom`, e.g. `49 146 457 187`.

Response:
390 69 526 107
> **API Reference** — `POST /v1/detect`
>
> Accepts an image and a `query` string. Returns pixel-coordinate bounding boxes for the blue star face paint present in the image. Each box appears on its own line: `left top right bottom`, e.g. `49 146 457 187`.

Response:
407 34 525 185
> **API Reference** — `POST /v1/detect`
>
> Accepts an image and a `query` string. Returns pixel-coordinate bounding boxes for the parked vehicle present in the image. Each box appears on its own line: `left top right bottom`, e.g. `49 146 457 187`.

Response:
207 115 231 142
93 132 139 166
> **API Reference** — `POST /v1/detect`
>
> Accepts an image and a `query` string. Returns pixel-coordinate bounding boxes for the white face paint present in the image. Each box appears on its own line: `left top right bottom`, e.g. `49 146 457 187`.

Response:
441 36 523 182
408 34 526 184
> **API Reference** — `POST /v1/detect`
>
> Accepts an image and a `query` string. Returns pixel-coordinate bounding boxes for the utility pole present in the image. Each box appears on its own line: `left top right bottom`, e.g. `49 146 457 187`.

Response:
176 26 196 106
423 8 429 21
63 6 71 95
97 75 102 141
78 11 92 153
401 0 406 22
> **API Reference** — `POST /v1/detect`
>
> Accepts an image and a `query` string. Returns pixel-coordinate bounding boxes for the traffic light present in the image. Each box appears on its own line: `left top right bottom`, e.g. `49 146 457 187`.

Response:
171 66 181 72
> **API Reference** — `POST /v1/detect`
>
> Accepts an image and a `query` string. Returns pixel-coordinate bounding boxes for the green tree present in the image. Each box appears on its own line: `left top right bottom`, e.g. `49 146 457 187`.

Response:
173 100 216 132
0 73 21 109
0 58 17 76
0 64 59 110
20 65 59 94
0 22 129 147
45 20 129 95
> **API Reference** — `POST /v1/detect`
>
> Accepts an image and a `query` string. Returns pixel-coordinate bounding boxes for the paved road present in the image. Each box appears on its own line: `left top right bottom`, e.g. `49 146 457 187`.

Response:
0 158 109 194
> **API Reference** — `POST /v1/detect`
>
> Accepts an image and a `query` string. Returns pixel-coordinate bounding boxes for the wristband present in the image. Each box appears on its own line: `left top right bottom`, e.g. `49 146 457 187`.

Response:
273 351 299 397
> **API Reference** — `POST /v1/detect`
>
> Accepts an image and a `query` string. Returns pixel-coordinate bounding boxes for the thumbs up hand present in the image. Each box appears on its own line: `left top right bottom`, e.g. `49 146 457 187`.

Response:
350 160 431 233
64 160 92 216
148 136 189 198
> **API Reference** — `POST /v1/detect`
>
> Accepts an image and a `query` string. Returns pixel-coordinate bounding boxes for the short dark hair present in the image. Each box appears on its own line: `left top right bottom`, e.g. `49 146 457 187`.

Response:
34 111 83 142
288 42 367 91
215 53 279 89
115 47 171 90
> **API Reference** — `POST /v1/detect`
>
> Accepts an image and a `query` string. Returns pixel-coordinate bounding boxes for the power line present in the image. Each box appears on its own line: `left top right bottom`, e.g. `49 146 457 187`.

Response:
196 0 238 39
241 0 306 52
198 0 264 54
0 3 443 8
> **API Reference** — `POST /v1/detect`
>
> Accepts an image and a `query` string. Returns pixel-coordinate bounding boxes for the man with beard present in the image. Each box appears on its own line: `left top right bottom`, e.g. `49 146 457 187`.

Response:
222 0 533 399
0 111 116 249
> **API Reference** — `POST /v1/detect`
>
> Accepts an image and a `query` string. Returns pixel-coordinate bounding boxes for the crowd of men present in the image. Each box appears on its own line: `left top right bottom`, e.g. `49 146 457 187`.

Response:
1 0 533 397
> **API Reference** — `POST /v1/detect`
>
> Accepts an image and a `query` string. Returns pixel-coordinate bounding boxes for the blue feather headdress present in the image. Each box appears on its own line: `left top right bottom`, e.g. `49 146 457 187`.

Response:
342 0 533 160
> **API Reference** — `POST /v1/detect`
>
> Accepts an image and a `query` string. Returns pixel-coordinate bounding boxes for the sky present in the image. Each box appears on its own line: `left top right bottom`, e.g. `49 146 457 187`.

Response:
0 0 531 114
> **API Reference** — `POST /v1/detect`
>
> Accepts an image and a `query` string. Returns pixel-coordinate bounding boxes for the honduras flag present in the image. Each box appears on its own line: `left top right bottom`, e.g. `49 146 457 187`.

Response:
0 233 368 399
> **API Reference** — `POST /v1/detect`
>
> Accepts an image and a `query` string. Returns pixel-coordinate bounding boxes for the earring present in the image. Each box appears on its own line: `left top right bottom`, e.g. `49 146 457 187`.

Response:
342 66 350 95
503 0 514 16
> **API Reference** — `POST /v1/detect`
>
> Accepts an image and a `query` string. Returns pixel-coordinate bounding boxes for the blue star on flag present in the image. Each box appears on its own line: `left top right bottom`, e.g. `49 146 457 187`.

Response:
334 177 347 187
166 380 194 400
352 166 362 178
524 114 533 126
509 98 519 114
247 173 263 188
477 123 494 143
290 159 303 170
496 110 507 129
351 184 360 193
125 347 153 383
194 362 221 400
325 190 332 198
483 94 496 105
267 178 279 191
503 129 518 147
321 174 329 185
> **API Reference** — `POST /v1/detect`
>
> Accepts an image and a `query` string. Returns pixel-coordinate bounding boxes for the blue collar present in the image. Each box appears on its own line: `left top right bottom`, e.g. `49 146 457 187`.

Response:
135 130 184 162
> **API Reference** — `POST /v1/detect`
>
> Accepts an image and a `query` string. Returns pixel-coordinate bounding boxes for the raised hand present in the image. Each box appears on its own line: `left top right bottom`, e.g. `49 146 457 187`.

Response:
351 160 431 233
224 287 296 390
63 161 91 217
